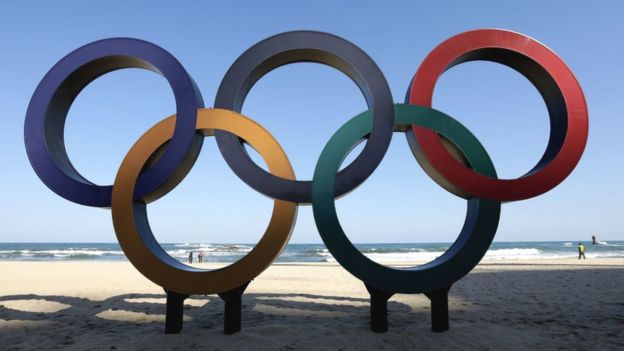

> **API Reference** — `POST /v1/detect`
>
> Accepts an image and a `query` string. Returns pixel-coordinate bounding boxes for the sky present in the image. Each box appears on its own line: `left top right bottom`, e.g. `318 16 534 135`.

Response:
0 0 622 244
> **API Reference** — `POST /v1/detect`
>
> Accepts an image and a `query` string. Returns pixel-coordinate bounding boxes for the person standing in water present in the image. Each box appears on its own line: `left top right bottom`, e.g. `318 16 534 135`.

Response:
188 251 193 264
578 243 586 260
592 235 597 244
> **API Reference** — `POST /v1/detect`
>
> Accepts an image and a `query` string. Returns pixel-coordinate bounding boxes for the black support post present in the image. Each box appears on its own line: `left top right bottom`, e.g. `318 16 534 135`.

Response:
164 290 189 334
217 282 250 335
364 283 395 333
424 285 451 332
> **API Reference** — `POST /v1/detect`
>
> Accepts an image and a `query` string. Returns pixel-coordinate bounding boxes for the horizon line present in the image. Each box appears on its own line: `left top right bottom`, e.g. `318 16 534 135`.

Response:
0 240 619 244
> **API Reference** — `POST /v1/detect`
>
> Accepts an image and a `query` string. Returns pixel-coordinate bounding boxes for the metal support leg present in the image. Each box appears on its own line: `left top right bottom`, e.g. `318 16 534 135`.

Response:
164 290 189 334
365 283 395 333
217 282 250 335
424 285 451 332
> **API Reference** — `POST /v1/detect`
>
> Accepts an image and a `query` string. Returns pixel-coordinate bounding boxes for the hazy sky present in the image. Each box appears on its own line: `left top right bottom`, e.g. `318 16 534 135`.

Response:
1 1 622 243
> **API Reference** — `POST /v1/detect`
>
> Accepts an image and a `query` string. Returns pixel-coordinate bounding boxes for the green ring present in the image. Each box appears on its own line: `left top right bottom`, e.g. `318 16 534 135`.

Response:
312 104 501 293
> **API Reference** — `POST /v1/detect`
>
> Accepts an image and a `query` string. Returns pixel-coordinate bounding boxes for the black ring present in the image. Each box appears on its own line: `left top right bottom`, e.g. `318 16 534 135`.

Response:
214 31 394 203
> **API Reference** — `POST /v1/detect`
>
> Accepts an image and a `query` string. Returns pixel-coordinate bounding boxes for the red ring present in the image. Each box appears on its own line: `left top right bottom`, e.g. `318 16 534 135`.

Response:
409 29 588 201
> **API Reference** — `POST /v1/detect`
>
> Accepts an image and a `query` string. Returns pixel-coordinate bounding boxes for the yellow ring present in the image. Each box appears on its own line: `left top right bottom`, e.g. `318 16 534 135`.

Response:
111 108 297 295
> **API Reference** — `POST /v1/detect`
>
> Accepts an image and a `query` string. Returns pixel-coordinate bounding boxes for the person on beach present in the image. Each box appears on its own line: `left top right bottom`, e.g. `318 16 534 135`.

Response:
188 251 193 264
592 235 597 244
578 243 586 260
198 252 203 263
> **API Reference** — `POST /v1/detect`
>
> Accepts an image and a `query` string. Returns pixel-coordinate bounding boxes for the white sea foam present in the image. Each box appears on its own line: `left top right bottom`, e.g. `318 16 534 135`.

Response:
0 249 124 257
484 248 544 259
172 243 214 249
321 247 624 263
166 245 253 259
42 249 124 256
597 241 624 247
2 242 623 262
364 251 446 262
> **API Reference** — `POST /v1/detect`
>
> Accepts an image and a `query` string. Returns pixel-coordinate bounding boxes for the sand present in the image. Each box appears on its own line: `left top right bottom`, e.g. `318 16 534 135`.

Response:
0 258 623 350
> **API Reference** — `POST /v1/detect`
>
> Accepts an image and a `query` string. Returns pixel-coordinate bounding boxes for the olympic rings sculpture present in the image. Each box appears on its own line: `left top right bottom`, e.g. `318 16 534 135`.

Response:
24 29 588 332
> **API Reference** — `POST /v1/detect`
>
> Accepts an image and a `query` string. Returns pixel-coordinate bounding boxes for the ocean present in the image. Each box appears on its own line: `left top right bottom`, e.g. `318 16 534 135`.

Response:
0 241 623 263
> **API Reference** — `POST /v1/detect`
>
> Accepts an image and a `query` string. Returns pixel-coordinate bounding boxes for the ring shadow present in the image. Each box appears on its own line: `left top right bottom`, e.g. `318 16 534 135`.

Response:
0 268 622 350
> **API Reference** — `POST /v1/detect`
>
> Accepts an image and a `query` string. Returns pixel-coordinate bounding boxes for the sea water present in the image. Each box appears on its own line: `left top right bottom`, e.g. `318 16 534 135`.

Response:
0 241 622 263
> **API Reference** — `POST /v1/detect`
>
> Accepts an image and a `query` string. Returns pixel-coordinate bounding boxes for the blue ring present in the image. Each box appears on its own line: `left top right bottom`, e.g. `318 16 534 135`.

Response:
24 38 204 207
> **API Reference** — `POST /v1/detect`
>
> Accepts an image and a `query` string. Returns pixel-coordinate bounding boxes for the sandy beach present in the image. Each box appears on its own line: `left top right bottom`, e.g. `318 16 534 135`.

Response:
1 259 622 350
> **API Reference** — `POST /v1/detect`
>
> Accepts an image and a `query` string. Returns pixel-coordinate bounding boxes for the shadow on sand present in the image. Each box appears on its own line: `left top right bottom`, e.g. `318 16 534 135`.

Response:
0 268 622 350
